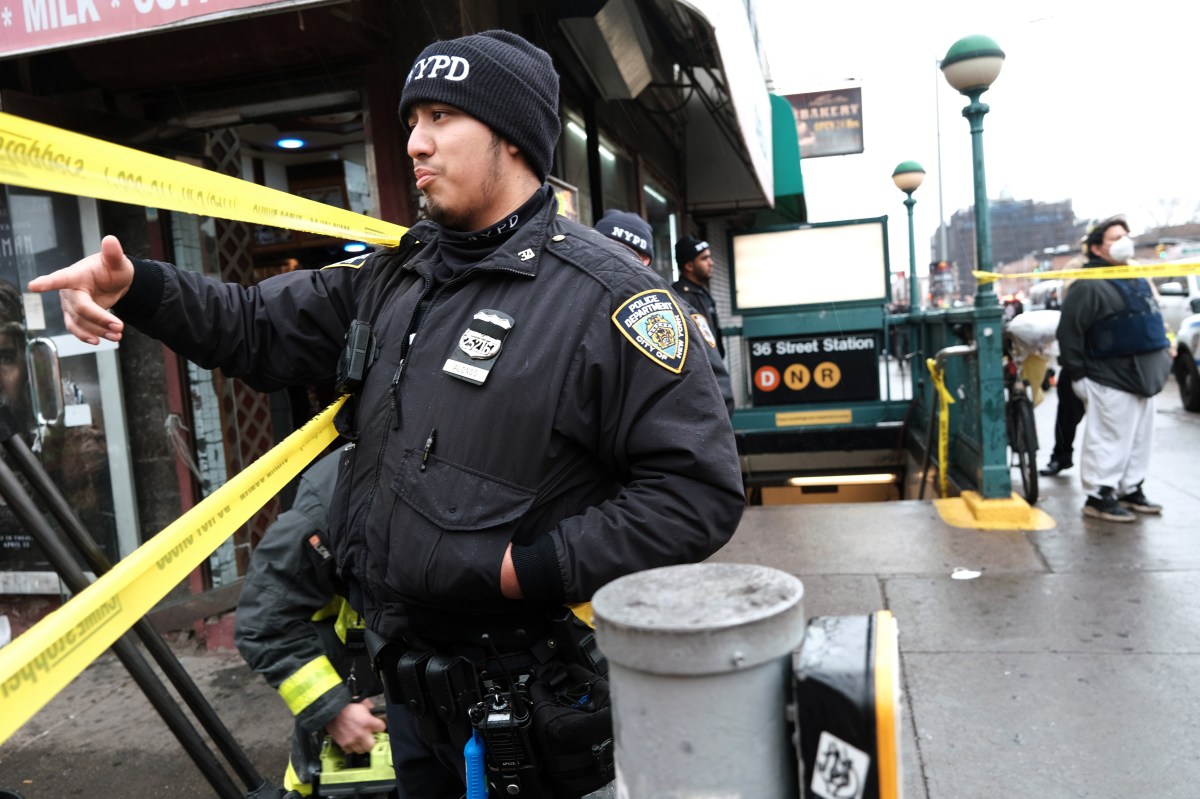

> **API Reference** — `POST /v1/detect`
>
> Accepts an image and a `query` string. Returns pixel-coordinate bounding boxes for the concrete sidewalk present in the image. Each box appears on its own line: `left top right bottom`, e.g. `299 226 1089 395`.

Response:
2 385 1198 797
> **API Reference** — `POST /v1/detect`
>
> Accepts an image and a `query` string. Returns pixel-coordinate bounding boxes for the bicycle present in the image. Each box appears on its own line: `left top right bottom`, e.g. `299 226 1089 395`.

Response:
1002 332 1039 505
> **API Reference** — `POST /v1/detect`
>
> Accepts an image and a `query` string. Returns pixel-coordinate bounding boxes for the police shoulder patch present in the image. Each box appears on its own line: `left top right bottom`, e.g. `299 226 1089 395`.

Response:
612 289 689 373
690 313 718 349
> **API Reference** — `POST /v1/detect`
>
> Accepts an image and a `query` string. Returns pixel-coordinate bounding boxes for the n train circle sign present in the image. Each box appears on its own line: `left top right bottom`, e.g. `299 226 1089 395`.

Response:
748 332 879 406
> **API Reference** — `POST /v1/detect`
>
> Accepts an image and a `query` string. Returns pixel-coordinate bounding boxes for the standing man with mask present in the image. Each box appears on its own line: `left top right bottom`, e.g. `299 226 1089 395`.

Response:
596 211 734 417
673 236 725 359
30 30 744 798
1057 215 1171 522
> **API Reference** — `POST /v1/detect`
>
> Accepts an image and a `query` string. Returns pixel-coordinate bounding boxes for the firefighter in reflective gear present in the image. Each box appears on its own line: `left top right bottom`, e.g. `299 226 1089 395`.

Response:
234 450 390 795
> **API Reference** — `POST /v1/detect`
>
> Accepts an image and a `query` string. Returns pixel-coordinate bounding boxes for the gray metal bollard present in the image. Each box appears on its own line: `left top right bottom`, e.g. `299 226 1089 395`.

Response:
592 563 806 799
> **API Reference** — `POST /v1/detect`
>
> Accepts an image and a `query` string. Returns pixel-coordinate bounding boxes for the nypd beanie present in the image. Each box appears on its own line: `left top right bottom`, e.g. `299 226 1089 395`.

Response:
399 30 561 182
595 209 654 261
675 235 710 268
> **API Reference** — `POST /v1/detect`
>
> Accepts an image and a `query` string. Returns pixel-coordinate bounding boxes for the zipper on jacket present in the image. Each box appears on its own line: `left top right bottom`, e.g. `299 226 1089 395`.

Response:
387 255 538 430
420 428 436 470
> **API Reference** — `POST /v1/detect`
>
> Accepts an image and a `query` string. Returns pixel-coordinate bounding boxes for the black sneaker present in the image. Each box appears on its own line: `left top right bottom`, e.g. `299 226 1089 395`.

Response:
1039 458 1072 476
1083 490 1136 522
1119 488 1163 514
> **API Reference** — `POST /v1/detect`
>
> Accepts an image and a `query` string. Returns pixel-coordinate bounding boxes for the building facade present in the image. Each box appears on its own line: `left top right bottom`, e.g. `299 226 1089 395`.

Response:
0 0 796 633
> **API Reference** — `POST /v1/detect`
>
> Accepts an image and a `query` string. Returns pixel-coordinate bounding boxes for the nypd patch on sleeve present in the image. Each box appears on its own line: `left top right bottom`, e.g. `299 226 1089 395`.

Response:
612 289 689 373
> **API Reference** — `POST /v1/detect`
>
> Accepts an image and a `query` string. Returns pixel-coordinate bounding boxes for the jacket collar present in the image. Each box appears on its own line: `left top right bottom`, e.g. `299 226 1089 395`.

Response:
403 187 559 280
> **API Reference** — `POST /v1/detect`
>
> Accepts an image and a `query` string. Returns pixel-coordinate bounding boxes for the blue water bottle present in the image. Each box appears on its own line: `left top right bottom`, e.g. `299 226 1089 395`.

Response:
465 729 487 799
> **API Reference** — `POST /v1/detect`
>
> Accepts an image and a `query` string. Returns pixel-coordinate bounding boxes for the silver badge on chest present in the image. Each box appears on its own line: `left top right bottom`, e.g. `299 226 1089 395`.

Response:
444 309 516 385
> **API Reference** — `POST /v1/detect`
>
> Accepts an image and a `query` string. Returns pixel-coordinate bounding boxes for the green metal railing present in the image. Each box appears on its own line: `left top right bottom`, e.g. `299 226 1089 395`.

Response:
727 301 1012 500
899 304 1011 499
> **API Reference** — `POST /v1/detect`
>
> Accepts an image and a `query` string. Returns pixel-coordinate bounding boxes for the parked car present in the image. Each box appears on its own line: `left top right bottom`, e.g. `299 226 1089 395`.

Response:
1154 265 1200 336
1172 312 1200 412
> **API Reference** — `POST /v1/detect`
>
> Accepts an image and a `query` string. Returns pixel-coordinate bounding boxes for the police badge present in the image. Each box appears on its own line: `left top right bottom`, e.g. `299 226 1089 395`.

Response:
443 309 515 385
612 289 688 373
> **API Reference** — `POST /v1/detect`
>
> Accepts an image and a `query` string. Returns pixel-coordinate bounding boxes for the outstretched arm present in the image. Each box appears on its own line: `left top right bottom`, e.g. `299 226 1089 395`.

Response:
27 235 132 345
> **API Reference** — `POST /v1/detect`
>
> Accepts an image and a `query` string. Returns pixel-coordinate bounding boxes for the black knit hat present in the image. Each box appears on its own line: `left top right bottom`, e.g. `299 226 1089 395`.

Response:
595 209 654 261
675 235 710 268
399 30 561 181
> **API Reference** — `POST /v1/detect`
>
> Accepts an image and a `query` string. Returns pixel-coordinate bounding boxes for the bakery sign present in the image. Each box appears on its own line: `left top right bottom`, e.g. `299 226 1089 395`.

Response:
0 0 337 58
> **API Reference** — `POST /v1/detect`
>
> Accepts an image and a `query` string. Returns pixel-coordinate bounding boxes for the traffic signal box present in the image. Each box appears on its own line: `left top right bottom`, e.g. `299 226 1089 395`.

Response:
792 611 903 799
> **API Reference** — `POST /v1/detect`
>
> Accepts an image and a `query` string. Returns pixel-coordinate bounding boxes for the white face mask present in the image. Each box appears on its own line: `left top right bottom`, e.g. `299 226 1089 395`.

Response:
1107 235 1135 264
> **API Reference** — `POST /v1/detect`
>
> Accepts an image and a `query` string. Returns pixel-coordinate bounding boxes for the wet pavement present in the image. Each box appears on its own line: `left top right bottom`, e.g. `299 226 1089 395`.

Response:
2 373 1198 797
713 376 1200 799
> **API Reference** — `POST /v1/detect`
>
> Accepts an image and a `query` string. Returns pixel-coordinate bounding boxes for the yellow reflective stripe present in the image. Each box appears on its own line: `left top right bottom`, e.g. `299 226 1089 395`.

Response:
569 602 595 629
334 597 364 644
284 759 313 795
873 610 902 799
279 655 343 716
0 397 345 745
311 596 340 624
974 261 1200 284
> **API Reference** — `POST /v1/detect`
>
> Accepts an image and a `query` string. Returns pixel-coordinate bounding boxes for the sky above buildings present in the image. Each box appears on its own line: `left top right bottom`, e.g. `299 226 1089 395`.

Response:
757 0 1200 278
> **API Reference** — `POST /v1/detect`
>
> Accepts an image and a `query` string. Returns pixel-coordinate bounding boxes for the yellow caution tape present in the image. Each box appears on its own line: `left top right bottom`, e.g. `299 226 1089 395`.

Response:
926 357 955 498
0 113 407 246
0 396 345 745
973 262 1200 284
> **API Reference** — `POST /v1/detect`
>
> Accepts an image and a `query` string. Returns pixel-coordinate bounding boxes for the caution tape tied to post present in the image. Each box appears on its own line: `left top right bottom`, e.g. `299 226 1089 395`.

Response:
973 262 1200 284
0 112 400 743
0 112 407 246
926 358 955 498
0 396 346 745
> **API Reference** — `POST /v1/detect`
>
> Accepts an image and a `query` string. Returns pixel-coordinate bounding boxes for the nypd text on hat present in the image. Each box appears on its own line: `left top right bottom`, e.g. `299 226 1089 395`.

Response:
609 226 649 253
406 55 470 84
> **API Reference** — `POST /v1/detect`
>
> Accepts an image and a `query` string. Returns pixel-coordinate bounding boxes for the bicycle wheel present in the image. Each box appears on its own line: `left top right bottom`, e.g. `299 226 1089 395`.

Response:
1010 396 1039 505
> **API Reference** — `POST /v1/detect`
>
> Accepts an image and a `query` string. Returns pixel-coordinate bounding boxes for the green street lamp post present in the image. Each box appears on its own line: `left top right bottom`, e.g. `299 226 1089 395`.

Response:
940 35 1005 307
892 161 925 312
939 34 1011 500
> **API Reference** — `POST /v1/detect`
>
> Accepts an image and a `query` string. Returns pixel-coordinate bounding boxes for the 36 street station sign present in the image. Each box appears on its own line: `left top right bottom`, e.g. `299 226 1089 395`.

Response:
749 332 880 407
0 0 338 58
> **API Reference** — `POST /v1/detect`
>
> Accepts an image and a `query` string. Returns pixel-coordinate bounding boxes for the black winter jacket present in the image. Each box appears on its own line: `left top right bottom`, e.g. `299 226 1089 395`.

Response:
1056 258 1171 397
234 450 375 734
117 194 744 638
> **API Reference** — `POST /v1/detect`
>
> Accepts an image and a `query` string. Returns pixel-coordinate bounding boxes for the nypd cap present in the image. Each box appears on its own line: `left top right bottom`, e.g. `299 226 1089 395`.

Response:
399 30 561 182
595 209 654 261
675 236 710 268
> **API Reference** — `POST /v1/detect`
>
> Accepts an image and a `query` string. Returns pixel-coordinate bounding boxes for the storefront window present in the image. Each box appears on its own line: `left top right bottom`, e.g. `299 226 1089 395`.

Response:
598 133 637 219
0 189 125 572
559 112 593 224
643 178 678 284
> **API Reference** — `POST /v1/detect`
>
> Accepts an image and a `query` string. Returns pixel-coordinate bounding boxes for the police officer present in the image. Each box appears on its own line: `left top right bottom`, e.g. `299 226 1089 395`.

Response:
31 29 744 799
673 236 725 358
234 450 389 795
596 210 734 417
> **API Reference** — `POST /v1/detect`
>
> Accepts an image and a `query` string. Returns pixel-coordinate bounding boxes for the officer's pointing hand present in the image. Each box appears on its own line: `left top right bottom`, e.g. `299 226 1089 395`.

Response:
28 234 132 345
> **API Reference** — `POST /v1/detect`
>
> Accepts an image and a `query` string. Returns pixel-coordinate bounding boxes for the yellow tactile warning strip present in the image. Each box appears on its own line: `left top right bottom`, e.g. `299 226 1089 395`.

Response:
934 491 1057 531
